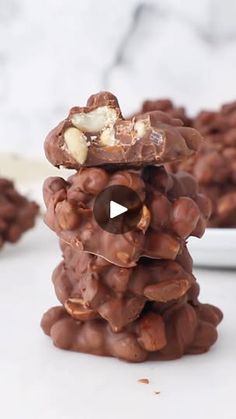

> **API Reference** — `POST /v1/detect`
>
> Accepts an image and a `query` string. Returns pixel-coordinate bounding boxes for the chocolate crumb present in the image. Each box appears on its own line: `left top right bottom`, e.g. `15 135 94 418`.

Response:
137 378 149 384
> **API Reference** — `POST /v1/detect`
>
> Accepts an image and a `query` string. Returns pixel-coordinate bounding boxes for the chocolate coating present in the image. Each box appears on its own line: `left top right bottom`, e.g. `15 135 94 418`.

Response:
0 178 39 249
52 241 198 332
44 92 202 169
43 166 210 267
41 302 222 362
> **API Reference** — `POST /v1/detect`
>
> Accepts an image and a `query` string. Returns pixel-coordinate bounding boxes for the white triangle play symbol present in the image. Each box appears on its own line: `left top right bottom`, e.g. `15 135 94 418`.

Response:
110 201 128 219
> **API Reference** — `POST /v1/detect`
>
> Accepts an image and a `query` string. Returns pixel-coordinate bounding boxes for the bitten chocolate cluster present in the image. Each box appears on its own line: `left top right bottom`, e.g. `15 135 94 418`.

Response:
41 92 222 362
136 98 236 227
0 178 39 249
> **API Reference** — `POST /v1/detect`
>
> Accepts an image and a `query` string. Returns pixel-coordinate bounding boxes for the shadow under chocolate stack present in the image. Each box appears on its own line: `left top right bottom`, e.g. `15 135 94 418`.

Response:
41 92 222 362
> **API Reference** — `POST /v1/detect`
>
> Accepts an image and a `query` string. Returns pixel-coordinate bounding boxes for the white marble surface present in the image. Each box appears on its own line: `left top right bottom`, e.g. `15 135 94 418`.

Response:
1 0 236 158
0 220 235 419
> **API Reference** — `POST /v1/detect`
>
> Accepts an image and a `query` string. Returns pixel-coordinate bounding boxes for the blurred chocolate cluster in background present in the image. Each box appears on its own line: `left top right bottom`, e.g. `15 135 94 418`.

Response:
135 99 236 228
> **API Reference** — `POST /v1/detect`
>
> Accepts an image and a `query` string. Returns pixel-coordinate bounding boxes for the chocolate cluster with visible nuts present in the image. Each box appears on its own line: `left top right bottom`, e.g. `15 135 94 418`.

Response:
43 166 210 267
41 92 222 362
41 302 222 362
0 178 39 249
45 92 202 169
51 241 199 333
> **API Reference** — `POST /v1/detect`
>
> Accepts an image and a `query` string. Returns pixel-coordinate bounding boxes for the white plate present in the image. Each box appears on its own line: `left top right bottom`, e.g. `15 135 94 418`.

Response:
188 228 236 268
0 221 235 419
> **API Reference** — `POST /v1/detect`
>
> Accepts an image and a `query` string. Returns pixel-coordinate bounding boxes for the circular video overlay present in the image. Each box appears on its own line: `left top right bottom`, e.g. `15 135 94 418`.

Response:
93 185 143 234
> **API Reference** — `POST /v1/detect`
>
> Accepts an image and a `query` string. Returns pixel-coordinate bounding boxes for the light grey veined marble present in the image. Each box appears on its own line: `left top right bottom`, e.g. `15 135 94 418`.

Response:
0 0 236 157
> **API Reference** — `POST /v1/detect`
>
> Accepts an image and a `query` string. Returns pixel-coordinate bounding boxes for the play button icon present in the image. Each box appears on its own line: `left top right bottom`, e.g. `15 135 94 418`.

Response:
110 201 127 219
93 185 143 234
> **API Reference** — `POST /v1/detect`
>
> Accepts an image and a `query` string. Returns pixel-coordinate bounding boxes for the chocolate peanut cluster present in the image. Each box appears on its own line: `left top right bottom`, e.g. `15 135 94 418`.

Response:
0 178 39 249
45 92 201 169
51 241 199 332
41 302 222 362
43 166 210 267
41 92 222 362
136 98 236 227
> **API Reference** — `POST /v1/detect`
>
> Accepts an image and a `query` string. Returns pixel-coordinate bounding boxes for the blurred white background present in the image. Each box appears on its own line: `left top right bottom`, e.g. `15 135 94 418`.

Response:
1 0 236 158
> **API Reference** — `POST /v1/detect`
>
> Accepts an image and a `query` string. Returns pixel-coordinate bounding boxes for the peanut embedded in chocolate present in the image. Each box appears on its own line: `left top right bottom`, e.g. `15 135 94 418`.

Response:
44 92 203 169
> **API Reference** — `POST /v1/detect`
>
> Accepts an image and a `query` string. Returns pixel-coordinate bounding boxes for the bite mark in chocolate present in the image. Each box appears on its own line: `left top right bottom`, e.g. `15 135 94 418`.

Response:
45 92 203 169
0 178 39 249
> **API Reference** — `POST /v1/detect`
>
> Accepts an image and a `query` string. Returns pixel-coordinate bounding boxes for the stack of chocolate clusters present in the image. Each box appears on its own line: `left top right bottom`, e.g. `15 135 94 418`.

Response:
41 92 222 362
137 98 236 227
0 178 39 249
